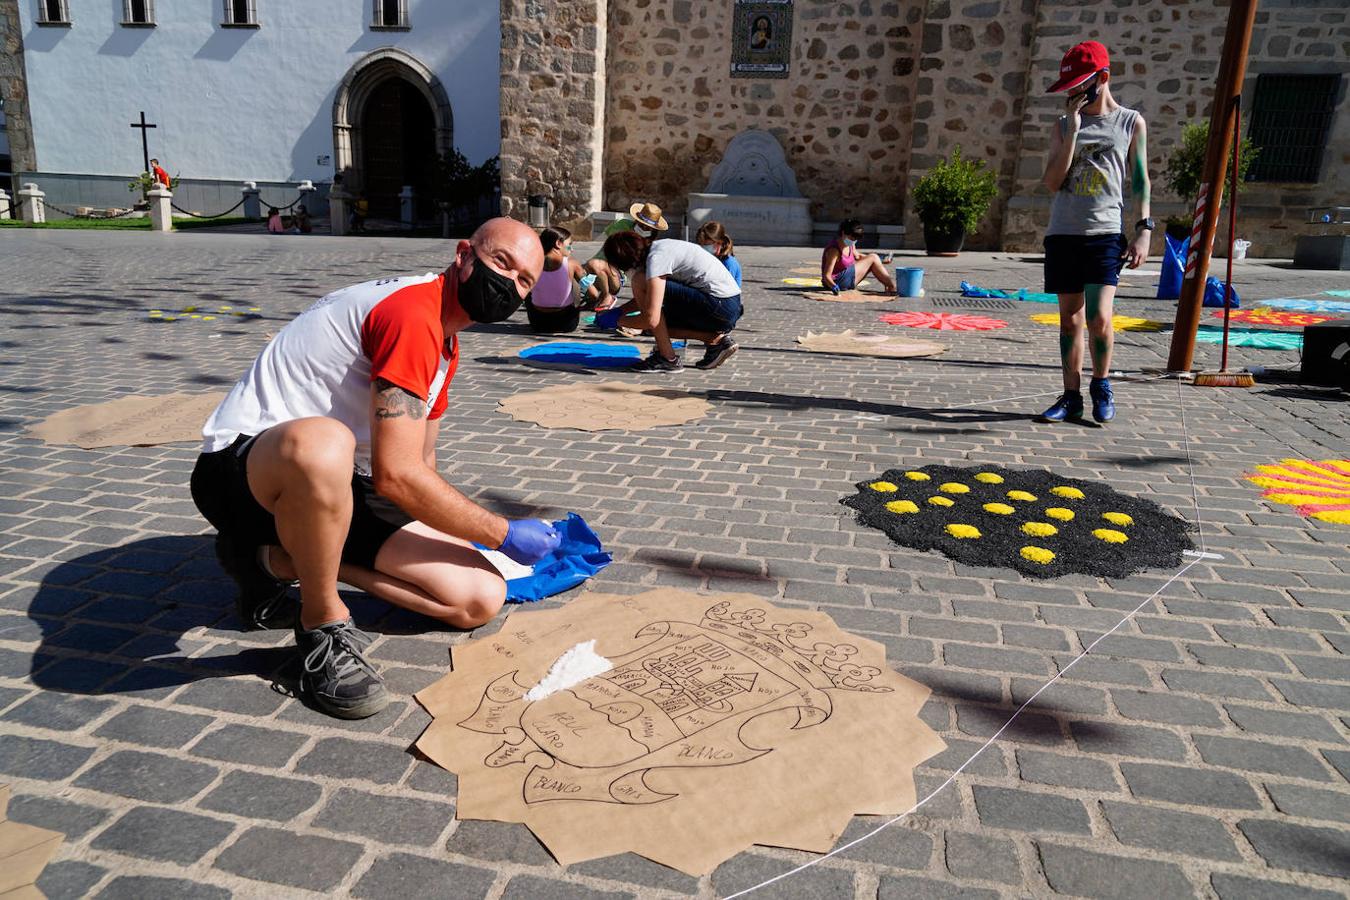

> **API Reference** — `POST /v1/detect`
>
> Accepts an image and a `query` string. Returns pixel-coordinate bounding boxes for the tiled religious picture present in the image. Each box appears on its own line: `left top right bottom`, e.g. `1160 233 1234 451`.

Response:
731 0 794 78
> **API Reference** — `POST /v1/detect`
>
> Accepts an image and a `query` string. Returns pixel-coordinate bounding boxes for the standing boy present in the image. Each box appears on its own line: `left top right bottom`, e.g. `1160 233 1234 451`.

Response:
1038 41 1152 425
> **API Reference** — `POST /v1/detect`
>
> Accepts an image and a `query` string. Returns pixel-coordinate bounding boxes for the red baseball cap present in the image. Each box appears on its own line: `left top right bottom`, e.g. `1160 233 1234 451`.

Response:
1048 41 1109 93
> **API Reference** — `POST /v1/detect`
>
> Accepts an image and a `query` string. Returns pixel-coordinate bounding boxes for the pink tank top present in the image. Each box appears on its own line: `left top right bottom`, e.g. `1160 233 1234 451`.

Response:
823 238 856 276
531 261 575 309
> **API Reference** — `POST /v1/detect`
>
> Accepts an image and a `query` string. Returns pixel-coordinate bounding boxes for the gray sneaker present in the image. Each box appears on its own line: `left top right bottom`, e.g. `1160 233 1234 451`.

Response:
295 619 388 719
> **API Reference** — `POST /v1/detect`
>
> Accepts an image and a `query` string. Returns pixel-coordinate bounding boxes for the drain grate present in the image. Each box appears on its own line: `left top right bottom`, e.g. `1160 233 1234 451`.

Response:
930 297 1018 310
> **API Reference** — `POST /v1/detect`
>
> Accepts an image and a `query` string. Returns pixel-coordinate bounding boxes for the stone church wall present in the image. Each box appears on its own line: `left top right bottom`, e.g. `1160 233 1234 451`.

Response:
602 0 921 228
0 0 36 177
500 0 1349 255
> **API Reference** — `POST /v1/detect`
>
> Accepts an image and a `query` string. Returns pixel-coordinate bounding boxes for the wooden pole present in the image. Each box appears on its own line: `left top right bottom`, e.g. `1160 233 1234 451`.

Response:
1166 0 1260 374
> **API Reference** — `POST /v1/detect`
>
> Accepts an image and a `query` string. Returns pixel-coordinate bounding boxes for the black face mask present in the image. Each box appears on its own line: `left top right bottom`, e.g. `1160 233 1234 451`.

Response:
458 252 527 323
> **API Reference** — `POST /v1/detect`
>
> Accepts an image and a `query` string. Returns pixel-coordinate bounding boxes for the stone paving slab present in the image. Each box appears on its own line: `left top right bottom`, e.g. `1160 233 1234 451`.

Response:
0 230 1346 898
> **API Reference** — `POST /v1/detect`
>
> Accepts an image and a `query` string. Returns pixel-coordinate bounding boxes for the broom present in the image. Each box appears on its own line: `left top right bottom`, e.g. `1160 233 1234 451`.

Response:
1195 95 1256 388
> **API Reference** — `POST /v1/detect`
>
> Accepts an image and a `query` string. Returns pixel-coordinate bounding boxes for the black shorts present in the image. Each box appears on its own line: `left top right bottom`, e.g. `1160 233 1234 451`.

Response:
189 434 412 570
1044 233 1127 295
525 301 580 334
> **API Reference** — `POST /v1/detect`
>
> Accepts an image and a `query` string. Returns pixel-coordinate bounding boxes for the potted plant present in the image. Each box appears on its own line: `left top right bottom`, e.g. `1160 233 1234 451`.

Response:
911 146 998 256
1162 121 1257 240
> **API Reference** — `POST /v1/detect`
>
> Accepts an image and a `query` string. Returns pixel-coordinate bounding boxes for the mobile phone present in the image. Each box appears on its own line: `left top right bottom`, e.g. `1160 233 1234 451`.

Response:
1083 81 1100 105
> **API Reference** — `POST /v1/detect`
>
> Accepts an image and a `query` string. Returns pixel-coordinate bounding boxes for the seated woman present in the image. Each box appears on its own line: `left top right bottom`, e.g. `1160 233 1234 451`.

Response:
695 221 742 288
601 232 742 372
821 218 896 294
266 207 284 234
525 226 586 334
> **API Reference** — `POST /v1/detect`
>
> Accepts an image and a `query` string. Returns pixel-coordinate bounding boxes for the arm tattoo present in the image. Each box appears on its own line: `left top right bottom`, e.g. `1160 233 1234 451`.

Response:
374 377 426 420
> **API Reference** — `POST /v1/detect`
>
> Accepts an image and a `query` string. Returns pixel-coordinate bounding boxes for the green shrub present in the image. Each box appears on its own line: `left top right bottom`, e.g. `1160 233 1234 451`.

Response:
1163 121 1258 208
911 146 999 234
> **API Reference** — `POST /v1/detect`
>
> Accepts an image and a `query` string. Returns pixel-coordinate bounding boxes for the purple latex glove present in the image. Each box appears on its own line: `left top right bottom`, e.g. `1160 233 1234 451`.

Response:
500 519 561 565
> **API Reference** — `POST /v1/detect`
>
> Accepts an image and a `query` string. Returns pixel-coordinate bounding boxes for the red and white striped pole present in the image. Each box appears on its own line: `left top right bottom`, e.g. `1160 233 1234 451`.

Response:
1183 184 1210 280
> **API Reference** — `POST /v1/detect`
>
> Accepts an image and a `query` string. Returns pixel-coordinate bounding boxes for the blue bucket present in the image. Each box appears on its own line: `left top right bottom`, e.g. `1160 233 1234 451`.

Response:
895 267 924 297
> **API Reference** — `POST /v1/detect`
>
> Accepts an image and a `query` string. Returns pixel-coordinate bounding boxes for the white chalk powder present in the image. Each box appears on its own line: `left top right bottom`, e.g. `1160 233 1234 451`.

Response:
525 640 613 702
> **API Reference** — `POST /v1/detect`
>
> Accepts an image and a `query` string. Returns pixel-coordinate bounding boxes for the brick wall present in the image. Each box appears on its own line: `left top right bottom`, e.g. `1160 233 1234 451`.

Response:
0 0 36 176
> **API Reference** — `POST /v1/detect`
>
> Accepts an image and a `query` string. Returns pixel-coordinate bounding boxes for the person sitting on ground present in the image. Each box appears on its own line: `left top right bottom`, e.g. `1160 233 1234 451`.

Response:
585 200 670 310
601 231 742 372
266 207 284 234
525 225 587 334
821 219 896 294
349 196 368 234
190 217 556 721
695 221 742 288
291 204 313 235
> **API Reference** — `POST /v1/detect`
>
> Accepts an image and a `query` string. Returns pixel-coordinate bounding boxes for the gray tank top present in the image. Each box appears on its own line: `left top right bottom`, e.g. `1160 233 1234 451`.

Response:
1046 106 1140 237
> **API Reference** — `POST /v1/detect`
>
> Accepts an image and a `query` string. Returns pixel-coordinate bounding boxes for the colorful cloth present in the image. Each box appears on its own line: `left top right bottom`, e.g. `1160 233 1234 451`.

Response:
1213 308 1336 328
1194 327 1302 351
879 311 1007 331
959 282 1057 303
1029 313 1165 332
1261 298 1350 313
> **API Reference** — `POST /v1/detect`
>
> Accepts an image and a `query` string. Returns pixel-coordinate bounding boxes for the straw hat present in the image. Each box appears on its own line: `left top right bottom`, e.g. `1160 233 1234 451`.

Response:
628 201 669 232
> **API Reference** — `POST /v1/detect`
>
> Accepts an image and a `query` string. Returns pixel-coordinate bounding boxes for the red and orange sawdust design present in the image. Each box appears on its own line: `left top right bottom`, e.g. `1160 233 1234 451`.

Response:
879 311 1007 331
843 464 1194 579
1244 459 1350 526
1211 307 1337 328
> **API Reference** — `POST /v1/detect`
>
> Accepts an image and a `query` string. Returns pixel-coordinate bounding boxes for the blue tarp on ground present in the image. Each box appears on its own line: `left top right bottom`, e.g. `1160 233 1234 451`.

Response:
493 513 612 603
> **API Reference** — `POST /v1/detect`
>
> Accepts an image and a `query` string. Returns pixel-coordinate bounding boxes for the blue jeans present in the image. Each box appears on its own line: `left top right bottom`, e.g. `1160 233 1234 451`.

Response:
662 280 743 333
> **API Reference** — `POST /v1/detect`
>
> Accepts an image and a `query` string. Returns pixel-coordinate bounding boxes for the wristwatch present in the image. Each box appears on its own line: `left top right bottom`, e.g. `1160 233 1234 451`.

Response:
1135 217 1156 232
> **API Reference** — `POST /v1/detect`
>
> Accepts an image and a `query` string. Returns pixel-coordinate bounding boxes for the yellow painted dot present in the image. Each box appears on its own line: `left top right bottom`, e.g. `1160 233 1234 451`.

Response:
1021 521 1058 537
202 316 216 321
1102 512 1134 527
905 471 931 481
946 524 981 539
928 496 955 507
983 503 1015 515
869 481 898 493
1020 546 1056 565
1051 486 1085 500
939 483 970 494
1007 490 1038 502
149 309 162 314
182 306 198 312
885 500 919 515
248 306 261 311
1046 507 1075 521
975 472 1004 484
1093 528 1129 544
189 314 201 319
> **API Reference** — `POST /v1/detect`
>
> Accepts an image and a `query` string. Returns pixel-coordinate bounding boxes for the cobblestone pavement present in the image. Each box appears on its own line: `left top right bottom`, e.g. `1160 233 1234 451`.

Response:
1 229 1347 899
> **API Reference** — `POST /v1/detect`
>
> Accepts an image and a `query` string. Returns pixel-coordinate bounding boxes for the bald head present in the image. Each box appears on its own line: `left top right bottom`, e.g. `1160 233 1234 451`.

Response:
470 217 545 300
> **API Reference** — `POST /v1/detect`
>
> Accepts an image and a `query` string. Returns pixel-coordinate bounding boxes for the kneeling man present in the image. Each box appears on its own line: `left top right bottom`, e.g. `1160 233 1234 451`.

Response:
191 218 557 719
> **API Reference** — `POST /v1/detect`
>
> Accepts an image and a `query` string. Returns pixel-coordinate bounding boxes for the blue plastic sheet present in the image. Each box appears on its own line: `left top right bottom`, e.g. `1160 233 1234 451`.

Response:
518 341 641 367
1203 275 1240 309
1262 298 1350 313
1158 234 1187 300
959 282 1057 303
497 513 612 603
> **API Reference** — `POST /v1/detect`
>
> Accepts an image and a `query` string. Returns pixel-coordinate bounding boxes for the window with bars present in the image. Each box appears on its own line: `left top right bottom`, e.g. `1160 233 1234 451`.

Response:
1247 74 1341 184
122 0 155 26
372 0 409 30
223 0 258 26
36 0 70 25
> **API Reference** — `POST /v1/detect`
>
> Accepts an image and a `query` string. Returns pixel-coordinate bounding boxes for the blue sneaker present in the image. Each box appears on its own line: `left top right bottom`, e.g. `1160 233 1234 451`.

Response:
1037 391 1084 423
1089 378 1115 423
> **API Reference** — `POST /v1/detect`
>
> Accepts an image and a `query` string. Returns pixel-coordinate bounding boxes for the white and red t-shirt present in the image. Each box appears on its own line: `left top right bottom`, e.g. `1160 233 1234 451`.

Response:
203 273 458 475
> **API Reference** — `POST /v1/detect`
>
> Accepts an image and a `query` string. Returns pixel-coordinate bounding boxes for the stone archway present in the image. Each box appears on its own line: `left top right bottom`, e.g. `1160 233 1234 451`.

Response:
333 48 452 219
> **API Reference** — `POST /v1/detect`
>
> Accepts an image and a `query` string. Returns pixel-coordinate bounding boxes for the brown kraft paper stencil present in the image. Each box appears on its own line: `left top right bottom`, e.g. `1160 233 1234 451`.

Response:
797 330 947 358
0 784 64 898
27 392 226 449
498 382 710 432
414 589 945 875
801 289 893 303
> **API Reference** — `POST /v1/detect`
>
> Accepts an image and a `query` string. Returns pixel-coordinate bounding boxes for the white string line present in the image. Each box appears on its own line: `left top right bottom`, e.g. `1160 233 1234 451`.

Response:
723 372 1204 900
